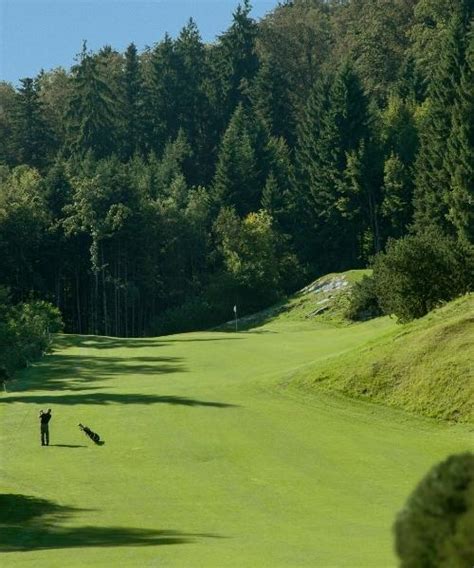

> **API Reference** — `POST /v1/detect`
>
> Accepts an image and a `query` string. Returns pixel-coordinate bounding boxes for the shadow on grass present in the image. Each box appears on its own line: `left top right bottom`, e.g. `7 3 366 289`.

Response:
1 392 239 407
0 494 223 552
12 353 187 394
54 335 165 350
55 334 244 351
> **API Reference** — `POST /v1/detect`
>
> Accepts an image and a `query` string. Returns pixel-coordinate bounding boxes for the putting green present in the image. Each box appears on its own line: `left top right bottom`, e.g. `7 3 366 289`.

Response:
1 319 472 566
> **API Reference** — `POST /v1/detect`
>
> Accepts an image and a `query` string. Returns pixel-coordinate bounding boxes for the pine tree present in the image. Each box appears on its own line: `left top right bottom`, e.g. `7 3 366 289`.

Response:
381 152 413 239
152 129 193 198
13 77 54 168
0 83 20 166
208 0 259 134
251 56 296 145
145 34 181 156
261 136 294 230
379 95 418 240
66 44 117 159
175 19 212 185
296 63 373 269
445 28 474 243
122 43 143 159
413 12 469 233
212 104 259 217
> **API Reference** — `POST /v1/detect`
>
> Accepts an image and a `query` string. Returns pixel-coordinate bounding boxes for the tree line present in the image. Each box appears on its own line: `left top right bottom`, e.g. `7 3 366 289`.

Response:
0 0 472 337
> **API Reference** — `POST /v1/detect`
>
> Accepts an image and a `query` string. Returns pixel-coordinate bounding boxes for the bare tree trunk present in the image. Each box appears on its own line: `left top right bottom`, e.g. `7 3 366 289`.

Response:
75 269 82 334
101 244 108 336
94 270 99 335
124 253 129 338
369 191 381 253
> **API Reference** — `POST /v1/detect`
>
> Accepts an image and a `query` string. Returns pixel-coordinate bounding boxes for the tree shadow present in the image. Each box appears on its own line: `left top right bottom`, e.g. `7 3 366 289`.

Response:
161 337 245 342
0 494 223 552
54 335 166 350
54 334 245 351
12 353 187 394
1 392 239 407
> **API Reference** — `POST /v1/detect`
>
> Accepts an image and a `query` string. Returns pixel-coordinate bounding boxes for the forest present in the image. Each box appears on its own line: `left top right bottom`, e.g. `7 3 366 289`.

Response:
0 0 473 339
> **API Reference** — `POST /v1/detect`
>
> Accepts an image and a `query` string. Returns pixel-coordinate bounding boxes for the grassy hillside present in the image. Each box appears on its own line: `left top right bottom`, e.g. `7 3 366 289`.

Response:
285 293 474 423
219 269 370 331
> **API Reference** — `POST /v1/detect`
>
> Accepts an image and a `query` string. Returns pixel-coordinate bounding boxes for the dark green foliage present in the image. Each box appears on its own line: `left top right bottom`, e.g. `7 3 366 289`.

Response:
0 290 63 377
257 0 332 116
122 43 143 159
333 0 415 103
212 104 260 216
0 1 473 338
0 83 17 165
261 135 295 231
12 78 55 169
381 152 413 239
212 0 259 124
373 231 474 322
0 166 49 299
150 296 218 336
66 44 117 159
174 20 213 184
413 11 470 234
395 452 474 568
296 63 378 271
145 34 181 155
445 28 474 243
251 56 296 145
346 276 382 321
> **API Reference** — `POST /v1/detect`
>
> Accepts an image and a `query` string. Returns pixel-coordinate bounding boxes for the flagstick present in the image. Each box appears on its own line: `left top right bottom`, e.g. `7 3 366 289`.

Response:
234 305 238 332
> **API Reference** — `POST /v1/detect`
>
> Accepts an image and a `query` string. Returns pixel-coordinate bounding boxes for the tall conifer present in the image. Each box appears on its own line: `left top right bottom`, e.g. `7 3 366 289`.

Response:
122 43 143 159
212 104 259 217
13 78 53 168
66 44 117 159
445 27 474 242
413 12 468 233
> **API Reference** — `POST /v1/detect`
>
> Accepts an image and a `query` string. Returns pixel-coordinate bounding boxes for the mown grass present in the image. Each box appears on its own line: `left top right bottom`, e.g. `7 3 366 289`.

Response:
288 294 474 423
1 278 472 567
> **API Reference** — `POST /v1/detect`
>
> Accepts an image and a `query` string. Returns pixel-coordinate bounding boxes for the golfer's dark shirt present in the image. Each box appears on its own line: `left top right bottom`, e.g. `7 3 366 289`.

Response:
40 413 51 425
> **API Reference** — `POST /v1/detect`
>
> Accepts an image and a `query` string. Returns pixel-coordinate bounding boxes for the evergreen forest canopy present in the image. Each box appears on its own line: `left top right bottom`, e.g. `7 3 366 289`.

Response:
0 0 473 338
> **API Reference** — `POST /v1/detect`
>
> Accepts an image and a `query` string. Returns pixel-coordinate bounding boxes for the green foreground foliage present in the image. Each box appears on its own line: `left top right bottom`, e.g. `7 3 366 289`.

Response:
0 0 472 336
395 452 474 567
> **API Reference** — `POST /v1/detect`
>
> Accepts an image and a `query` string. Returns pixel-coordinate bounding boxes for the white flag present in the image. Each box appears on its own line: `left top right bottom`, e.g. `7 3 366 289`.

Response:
233 305 237 314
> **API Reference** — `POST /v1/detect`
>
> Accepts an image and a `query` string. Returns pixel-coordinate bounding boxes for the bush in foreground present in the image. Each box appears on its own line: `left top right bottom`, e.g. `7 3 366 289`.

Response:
394 452 474 567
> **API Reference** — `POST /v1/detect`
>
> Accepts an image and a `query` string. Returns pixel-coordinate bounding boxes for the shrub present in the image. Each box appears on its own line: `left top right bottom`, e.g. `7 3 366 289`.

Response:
345 275 382 321
149 296 220 336
0 294 63 377
373 231 473 322
394 453 474 568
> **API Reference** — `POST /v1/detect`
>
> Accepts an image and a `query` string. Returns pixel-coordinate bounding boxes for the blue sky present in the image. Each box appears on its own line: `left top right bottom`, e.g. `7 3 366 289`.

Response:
0 0 279 85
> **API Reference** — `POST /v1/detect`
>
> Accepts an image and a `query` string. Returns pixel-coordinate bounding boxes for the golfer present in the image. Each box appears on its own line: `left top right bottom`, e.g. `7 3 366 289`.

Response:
39 409 52 446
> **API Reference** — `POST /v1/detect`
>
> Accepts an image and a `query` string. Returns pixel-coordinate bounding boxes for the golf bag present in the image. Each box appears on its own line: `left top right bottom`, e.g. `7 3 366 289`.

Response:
78 423 101 444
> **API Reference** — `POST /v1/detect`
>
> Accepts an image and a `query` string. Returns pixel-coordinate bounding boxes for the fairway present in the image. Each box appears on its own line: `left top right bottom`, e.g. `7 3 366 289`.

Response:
1 319 472 567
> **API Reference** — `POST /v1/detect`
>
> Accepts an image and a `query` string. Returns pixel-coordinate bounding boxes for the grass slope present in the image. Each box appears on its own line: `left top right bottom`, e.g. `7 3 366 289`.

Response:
219 269 370 331
1 307 472 566
289 294 474 423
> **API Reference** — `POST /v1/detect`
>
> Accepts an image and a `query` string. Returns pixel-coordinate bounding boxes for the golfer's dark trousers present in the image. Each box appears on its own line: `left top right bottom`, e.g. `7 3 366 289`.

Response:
41 425 49 446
